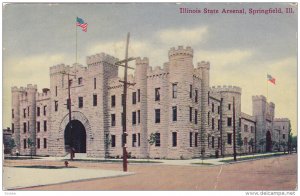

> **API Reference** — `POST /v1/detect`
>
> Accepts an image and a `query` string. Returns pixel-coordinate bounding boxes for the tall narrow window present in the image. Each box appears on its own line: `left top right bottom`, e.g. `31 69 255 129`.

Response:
55 101 58 111
244 125 248 132
12 109 14 119
37 121 40 132
23 122 27 133
132 92 137 104
155 109 160 123
132 134 137 147
23 108 26 118
24 139 27 149
195 109 198 124
27 107 29 117
138 89 140 102
195 89 198 103
227 133 232 144
78 77 83 85
228 104 231 110
121 94 125 106
172 106 177 122
189 107 192 122
111 95 115 107
208 112 210 125
37 138 40 149
37 107 40 116
12 123 14 134
66 99 70 110
172 132 177 147
195 132 198 147
44 120 47 131
43 105 47 116
93 94 97 106
78 97 83 108
190 132 193 147
138 110 140 124
227 117 232 127
212 118 215 130
44 138 47 148
155 88 160 101
111 135 116 147
111 114 116 126
218 119 221 130
132 111 136 125
55 86 58 96
94 78 96 89
155 132 160 147
190 85 192 98
212 103 215 113
138 133 140 147
172 83 177 98
212 136 215 148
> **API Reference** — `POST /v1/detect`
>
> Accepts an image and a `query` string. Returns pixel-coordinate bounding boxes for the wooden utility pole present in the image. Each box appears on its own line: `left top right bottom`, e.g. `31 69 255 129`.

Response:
115 32 135 172
233 96 237 161
220 98 223 157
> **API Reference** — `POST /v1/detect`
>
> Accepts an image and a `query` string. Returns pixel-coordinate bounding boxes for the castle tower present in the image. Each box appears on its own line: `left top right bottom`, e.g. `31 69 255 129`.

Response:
26 84 37 155
11 87 22 152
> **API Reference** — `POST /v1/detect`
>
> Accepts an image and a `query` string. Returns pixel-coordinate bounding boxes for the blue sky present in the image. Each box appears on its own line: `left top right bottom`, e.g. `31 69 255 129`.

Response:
3 3 298 134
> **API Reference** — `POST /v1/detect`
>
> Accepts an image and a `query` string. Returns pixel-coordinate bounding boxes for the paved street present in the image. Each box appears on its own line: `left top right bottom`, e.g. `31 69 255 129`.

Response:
3 154 297 191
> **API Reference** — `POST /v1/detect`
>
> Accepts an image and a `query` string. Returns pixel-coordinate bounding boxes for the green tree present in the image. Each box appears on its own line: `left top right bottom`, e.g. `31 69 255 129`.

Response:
8 138 16 156
27 138 35 159
237 133 243 156
147 132 157 159
291 135 297 153
248 138 254 154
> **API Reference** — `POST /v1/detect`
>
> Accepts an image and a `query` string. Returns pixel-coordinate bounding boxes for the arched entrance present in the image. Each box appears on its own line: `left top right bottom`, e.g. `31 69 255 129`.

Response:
266 131 272 152
64 120 86 153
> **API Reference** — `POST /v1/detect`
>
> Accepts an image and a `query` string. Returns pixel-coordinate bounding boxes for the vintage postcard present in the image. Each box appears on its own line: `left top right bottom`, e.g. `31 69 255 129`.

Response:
2 2 297 193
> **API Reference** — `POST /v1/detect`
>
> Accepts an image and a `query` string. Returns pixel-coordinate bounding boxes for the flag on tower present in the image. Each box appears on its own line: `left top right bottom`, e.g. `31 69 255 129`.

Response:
267 74 276 85
76 17 88 32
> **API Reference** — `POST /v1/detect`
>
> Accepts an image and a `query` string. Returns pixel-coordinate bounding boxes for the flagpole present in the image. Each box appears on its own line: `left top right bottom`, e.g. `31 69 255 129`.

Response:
75 17 78 64
266 74 269 101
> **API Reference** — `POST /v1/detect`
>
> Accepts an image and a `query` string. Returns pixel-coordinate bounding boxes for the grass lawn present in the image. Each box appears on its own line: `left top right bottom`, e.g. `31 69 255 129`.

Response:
191 162 214 166
5 157 41 160
63 159 163 164
220 152 287 163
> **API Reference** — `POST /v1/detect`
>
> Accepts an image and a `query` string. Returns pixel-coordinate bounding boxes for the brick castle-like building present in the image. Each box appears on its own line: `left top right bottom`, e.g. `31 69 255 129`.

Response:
10 46 290 159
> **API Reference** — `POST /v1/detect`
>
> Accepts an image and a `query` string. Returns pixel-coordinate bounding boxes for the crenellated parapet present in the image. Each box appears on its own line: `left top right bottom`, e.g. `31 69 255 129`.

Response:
197 61 210 70
50 64 70 75
37 91 50 101
211 85 242 94
147 65 169 78
108 77 123 89
168 46 193 59
252 95 267 102
86 52 119 66
135 57 149 65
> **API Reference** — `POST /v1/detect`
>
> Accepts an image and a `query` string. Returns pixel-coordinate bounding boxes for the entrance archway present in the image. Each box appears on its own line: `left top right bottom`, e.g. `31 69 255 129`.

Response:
64 120 86 153
266 131 272 152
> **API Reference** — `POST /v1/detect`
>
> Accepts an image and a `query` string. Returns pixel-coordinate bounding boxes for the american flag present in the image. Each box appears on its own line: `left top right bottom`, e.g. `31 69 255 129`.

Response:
76 17 88 32
267 74 276 85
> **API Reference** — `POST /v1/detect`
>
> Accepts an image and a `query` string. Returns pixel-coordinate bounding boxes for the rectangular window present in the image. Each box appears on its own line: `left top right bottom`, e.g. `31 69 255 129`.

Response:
218 137 221 148
12 123 14 134
195 89 198 103
208 112 210 125
155 109 160 123
190 132 193 147
37 138 40 149
23 108 26 118
111 114 116 126
37 121 40 132
172 132 177 147
55 86 58 96
227 117 232 127
78 97 83 108
251 126 254 133
155 88 160 101
195 109 198 124
132 134 137 147
37 107 40 116
94 78 96 89
44 120 47 131
283 134 286 139
195 132 198 147
155 132 160 147
212 103 215 113
55 101 58 111
212 136 215 148
212 118 215 130
111 135 116 147
132 111 136 125
111 95 115 107
172 83 177 98
23 122 27 133
172 106 177 121
78 77 83 85
44 138 47 148
189 107 193 122
190 85 192 98
43 105 47 116
218 119 220 130
138 133 141 147
132 92 137 104
121 94 125 106
27 107 29 117
24 139 27 149
138 110 140 124
66 99 70 110
244 125 248 132
12 109 14 119
228 104 231 110
93 94 97 106
138 89 140 102
227 133 232 144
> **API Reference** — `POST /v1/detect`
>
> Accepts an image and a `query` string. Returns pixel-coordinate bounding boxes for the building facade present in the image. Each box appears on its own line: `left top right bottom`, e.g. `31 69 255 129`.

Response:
10 46 291 159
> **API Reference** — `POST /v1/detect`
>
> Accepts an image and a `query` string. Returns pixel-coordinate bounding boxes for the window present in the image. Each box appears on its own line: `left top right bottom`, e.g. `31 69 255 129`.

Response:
132 92 137 104
212 118 215 130
78 97 83 108
44 120 47 132
195 133 198 147
138 89 140 102
37 107 40 116
228 104 231 110
172 83 177 98
37 138 40 149
239 118 241 127
132 134 137 147
111 135 116 147
44 138 47 148
93 94 97 106
66 99 70 110
218 119 220 130
23 122 27 133
195 109 198 124
227 133 232 144
218 137 221 148
27 107 29 117
43 105 47 116
55 86 58 96
23 108 26 118
138 110 140 124
190 132 193 147
155 109 160 123
227 117 232 127
111 95 115 107
172 106 177 121
244 125 248 132
283 134 286 139
132 111 136 125
138 133 141 147
172 132 177 147
111 114 116 126
195 89 198 103
212 103 215 113
208 136 210 147
24 139 27 149
12 109 14 118
155 88 160 101
121 94 125 106
78 77 83 85
189 107 193 122
37 121 40 132
212 136 215 148
190 85 192 98
94 78 96 89
251 126 254 133
155 132 160 147
12 123 14 134
208 112 210 125
55 101 58 111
